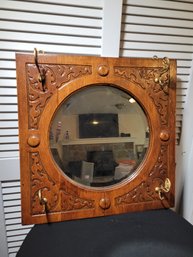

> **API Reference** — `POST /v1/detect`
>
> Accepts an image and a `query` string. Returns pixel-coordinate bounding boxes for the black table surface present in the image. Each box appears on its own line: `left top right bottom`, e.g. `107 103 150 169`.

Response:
17 209 193 257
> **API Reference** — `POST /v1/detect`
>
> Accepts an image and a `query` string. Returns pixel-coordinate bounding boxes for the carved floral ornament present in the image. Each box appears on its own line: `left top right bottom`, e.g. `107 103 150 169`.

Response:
31 152 95 215
27 57 170 130
27 64 92 129
16 54 176 224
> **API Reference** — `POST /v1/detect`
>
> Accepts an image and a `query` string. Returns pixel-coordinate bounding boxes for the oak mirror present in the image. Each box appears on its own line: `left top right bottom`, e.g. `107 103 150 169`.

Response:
50 85 149 187
16 54 176 225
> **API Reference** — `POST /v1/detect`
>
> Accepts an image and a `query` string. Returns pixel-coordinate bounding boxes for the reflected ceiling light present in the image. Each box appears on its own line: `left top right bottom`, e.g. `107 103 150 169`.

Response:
129 98 136 103
92 120 99 125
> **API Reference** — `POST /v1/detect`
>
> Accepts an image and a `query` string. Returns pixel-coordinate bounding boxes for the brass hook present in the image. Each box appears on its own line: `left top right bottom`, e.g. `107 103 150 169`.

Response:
34 48 46 91
38 189 48 213
154 57 170 94
155 178 171 200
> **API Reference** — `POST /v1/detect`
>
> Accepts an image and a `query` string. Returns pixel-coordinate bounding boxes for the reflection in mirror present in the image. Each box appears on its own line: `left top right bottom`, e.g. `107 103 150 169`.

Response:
49 85 149 187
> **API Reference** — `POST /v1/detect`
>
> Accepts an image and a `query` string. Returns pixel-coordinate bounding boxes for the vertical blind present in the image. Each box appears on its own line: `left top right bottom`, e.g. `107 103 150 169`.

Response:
120 0 193 144
0 1 103 256
0 0 103 159
1 1 193 256
1 180 32 257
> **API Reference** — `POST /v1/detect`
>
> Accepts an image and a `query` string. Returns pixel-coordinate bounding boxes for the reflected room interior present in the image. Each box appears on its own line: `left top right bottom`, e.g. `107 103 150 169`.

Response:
50 85 149 187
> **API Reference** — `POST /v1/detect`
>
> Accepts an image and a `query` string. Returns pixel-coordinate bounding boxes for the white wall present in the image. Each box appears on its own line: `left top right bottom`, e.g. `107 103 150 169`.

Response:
179 63 193 223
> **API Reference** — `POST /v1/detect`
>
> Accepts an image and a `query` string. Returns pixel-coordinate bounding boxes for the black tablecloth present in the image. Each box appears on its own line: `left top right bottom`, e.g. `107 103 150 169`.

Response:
17 209 193 257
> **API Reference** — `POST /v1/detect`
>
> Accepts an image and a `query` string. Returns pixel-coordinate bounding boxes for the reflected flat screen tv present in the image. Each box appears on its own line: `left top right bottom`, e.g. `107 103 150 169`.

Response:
79 113 119 138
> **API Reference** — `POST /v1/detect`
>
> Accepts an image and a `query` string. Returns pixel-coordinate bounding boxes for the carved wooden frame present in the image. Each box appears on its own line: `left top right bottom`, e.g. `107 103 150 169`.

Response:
16 54 176 224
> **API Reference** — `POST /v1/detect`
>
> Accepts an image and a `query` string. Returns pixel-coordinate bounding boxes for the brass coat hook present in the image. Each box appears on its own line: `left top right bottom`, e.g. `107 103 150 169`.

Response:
34 48 46 91
155 178 171 200
38 189 48 213
154 57 170 94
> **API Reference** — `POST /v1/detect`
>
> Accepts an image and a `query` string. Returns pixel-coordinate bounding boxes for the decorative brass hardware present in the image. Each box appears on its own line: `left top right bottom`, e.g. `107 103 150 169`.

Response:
34 48 46 91
154 57 170 94
38 189 48 213
155 178 171 200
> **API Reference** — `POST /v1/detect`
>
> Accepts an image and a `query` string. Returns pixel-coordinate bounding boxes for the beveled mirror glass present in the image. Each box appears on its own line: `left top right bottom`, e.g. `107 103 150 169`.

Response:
50 84 149 187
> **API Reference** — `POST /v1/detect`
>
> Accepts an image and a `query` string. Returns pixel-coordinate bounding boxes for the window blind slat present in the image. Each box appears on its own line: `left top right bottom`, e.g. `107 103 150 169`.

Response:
0 21 101 38
0 10 102 28
122 15 193 28
19 0 102 8
124 0 193 12
123 5 193 20
1 0 102 18
0 41 100 55
0 31 101 47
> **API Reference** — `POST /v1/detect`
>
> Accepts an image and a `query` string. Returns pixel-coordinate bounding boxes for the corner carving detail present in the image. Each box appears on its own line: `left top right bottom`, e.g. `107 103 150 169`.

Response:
30 152 95 215
115 145 168 205
114 58 170 125
27 64 92 129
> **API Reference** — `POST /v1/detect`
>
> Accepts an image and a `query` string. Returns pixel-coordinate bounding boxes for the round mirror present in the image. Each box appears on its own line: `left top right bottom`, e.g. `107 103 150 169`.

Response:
49 84 149 187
